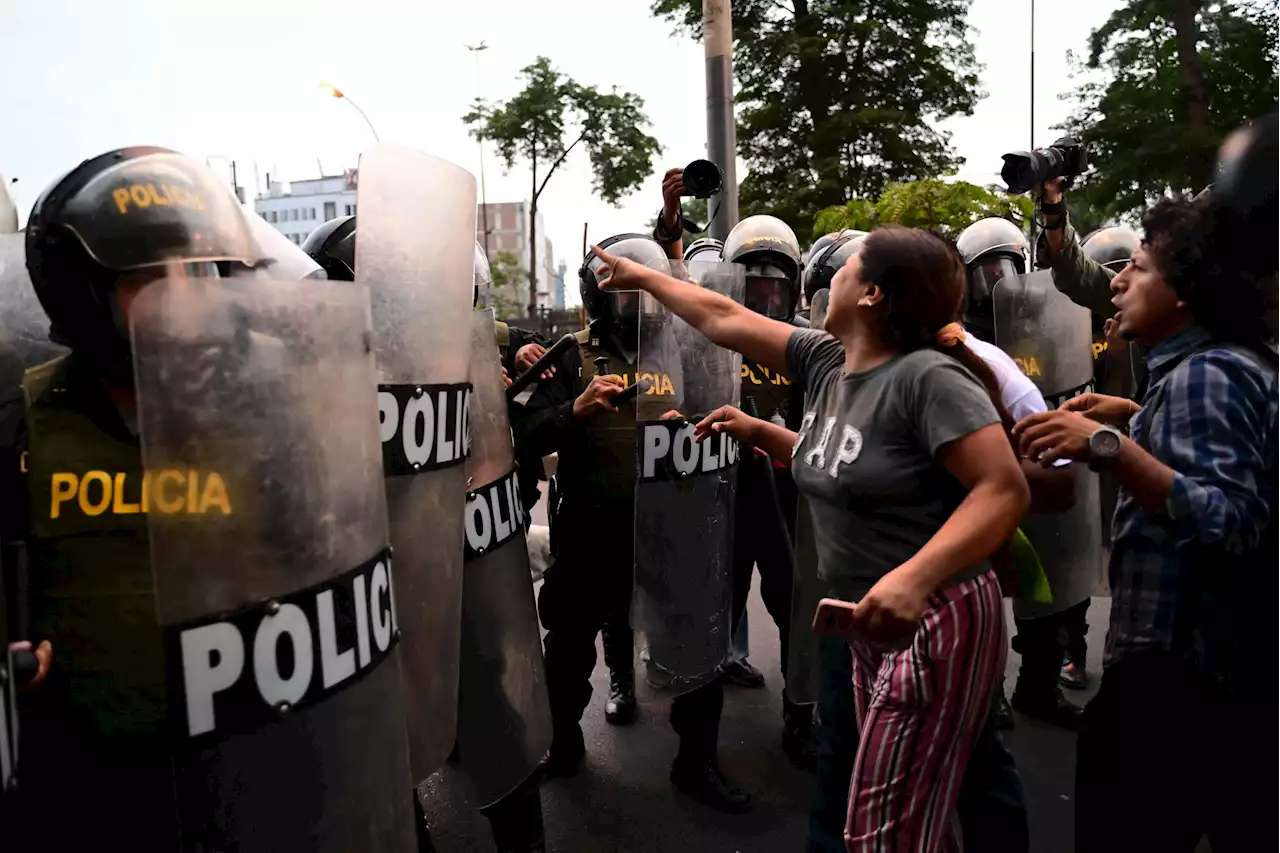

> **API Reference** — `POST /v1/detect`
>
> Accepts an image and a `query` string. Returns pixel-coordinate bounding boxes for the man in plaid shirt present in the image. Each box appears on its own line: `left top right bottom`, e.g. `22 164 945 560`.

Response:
1012 194 1277 853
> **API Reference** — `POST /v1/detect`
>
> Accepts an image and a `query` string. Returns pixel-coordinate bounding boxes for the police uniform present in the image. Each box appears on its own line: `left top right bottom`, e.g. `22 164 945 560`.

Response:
524 235 750 812
1 147 265 850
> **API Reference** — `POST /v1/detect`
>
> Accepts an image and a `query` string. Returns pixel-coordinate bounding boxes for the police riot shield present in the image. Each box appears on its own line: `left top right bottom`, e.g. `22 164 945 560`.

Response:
358 142 477 781
633 262 744 700
0 233 67 391
994 270 1104 618
785 288 828 705
0 178 16 234
130 275 414 851
455 309 552 808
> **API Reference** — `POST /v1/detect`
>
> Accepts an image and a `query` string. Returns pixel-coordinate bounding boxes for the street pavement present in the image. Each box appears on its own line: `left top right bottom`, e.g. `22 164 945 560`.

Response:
419 582 1144 852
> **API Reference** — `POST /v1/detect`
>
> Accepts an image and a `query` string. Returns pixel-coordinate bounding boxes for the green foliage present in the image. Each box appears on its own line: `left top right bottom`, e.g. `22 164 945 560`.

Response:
811 180 1034 240
463 56 663 311
486 249 526 318
1058 0 1278 220
651 0 984 236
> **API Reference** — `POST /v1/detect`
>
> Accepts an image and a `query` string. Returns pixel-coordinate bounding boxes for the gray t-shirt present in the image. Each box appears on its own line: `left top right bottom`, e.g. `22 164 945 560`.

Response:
787 329 1000 600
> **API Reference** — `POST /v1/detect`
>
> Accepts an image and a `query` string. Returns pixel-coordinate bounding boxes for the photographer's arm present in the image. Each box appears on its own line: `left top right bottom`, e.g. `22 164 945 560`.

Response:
1038 185 1117 318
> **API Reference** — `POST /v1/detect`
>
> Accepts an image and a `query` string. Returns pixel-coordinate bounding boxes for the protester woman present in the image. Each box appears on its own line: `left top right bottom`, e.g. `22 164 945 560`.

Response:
587 226 1029 850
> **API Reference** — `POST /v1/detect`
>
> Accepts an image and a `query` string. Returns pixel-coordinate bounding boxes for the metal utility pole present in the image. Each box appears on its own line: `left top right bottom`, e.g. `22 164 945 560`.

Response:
1029 0 1037 268
466 42 492 262
703 0 738 241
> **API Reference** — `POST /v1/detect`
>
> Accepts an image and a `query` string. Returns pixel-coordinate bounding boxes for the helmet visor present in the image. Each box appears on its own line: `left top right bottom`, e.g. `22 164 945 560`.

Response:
746 274 792 319
969 257 1020 306
60 154 258 272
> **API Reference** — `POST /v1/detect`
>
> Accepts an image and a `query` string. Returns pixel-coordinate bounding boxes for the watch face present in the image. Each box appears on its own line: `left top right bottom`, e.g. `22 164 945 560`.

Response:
1093 428 1122 457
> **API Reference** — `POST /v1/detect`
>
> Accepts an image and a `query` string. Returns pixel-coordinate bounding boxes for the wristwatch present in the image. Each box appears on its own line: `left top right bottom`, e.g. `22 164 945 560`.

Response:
1087 425 1124 471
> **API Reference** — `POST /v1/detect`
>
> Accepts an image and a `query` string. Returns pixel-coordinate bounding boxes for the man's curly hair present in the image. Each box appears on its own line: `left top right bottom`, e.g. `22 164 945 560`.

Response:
1141 194 1278 359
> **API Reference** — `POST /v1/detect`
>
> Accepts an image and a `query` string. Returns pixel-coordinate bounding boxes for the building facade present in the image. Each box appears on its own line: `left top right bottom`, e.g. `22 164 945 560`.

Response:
476 201 556 310
253 171 358 246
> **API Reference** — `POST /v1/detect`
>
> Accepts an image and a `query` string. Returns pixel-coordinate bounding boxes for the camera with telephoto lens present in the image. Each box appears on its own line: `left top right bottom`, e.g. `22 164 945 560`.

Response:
1001 137 1088 195
682 159 723 199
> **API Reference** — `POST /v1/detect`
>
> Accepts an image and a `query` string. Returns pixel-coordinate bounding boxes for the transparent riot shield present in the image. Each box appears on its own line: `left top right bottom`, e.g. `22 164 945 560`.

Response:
785 288 828 705
994 271 1104 618
130 276 414 851
0 178 16 234
455 309 552 808
633 262 743 700
0 233 67 391
358 142 477 782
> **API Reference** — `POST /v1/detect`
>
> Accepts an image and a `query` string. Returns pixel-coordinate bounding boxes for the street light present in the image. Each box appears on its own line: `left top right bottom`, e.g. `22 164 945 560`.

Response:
319 83 380 142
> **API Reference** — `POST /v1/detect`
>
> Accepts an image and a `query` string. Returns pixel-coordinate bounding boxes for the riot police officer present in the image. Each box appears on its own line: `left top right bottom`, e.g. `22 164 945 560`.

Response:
957 216 1090 729
719 214 816 767
0 147 272 850
521 233 751 812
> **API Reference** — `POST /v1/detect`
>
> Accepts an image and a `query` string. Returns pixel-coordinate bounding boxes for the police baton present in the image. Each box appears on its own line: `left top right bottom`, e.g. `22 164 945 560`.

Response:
506 333 579 401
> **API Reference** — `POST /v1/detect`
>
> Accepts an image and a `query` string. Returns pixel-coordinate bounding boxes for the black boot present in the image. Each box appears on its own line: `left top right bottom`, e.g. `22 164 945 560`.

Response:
605 667 637 726
1012 613 1083 730
543 723 586 778
781 697 818 773
481 772 547 853
670 755 752 813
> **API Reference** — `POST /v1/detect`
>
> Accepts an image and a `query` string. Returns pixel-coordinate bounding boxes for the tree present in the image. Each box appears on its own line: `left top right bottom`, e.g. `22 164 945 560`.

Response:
487 249 527 319
651 0 984 236
1058 0 1277 219
464 57 663 314
812 180 1034 238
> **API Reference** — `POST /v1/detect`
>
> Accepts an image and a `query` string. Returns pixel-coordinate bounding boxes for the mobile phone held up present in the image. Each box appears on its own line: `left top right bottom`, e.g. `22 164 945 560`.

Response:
812 597 916 651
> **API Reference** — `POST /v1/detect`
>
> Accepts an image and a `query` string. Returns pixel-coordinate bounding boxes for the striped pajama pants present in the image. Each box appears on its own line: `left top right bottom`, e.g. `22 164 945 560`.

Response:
844 570 1006 853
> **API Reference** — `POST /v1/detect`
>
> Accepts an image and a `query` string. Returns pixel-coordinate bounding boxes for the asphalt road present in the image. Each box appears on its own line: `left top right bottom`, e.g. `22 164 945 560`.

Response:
418 581 1162 853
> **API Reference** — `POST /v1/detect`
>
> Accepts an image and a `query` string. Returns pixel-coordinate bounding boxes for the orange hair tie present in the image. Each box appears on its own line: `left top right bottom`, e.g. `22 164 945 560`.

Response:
936 322 966 348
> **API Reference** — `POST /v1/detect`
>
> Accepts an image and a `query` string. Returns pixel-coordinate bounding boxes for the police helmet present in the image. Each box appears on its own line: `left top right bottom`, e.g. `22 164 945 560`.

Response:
956 218 1029 309
802 231 866 303
301 215 357 281
684 237 724 263
473 242 492 307
723 215 803 320
804 232 840 267
1082 226 1139 274
580 233 669 327
25 147 259 356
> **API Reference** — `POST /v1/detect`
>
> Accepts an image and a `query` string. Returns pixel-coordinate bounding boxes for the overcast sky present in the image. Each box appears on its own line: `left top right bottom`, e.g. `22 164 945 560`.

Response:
1 0 1119 302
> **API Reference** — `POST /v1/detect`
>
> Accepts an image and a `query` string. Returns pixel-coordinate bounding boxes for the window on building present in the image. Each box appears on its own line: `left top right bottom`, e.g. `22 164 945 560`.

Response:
268 211 277 223
344 204 353 216
292 209 300 221
310 208 317 220
324 201 336 221
493 210 503 231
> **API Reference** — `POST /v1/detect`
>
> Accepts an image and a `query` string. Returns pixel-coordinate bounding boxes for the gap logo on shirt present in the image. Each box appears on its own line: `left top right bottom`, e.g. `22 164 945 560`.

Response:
792 411 863 478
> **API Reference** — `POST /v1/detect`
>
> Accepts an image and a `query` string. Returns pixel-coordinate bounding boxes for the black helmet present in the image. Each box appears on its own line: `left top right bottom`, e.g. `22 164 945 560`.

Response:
579 233 669 327
1082 226 1139 274
723 215 803 320
684 237 724 263
24 146 258 358
1211 112 1278 277
956 217 1028 312
301 214 357 281
802 231 866 303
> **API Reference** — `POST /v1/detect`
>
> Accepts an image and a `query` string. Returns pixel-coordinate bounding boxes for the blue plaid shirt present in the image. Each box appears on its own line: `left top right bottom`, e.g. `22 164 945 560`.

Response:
1105 325 1278 667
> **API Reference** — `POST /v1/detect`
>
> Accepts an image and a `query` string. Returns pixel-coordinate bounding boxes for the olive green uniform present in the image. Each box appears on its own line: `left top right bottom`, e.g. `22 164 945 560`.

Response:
4 355 177 850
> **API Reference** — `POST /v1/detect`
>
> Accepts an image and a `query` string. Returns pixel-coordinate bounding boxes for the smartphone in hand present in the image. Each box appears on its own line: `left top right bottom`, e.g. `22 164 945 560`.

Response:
812 597 860 641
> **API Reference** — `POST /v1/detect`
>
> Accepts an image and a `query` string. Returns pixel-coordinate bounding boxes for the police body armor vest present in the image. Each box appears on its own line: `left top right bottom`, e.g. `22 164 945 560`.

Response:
740 360 795 426
23 357 166 741
495 320 511 362
572 328 641 503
